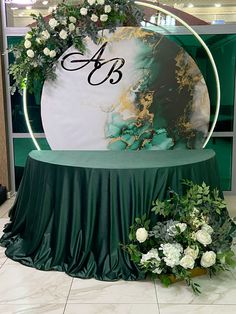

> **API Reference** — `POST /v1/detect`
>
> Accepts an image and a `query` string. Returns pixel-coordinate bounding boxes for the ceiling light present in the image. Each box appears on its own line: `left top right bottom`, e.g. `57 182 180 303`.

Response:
42 1 48 5
5 1 36 4
187 3 194 8
215 3 221 7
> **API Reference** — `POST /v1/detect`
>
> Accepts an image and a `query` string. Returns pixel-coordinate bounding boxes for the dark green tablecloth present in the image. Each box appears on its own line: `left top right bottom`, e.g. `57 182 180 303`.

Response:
0 150 221 280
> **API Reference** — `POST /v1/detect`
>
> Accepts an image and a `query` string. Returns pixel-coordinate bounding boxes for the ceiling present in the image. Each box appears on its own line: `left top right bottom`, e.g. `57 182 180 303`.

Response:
4 0 236 26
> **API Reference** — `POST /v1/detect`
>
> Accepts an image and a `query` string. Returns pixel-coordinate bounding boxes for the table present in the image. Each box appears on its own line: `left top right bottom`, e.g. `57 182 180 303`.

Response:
0 150 221 280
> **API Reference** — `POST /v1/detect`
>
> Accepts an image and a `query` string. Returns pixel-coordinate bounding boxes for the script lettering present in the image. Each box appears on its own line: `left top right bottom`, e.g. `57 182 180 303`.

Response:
61 42 125 86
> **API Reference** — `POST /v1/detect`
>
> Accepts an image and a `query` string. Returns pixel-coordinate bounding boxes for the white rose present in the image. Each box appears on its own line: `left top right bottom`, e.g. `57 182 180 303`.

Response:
196 230 212 246
36 37 42 44
69 16 76 23
88 0 96 5
24 40 31 49
49 18 58 29
25 33 32 39
136 228 148 243
59 29 68 40
97 0 105 4
68 23 76 32
184 246 199 259
175 223 187 233
49 50 56 58
179 255 195 269
43 47 50 56
80 8 88 16
100 14 108 22
91 14 98 22
26 49 34 58
41 30 50 40
201 224 214 235
200 251 216 267
104 5 112 13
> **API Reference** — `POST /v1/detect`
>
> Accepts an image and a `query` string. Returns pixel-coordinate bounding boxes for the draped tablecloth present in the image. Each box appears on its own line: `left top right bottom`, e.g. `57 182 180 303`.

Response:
0 150 221 280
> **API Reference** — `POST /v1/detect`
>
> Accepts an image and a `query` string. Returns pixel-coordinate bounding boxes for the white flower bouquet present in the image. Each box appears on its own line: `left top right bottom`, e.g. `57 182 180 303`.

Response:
8 0 144 95
124 181 236 293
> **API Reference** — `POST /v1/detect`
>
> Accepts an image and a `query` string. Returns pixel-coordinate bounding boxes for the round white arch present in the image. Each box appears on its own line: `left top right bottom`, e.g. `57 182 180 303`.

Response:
23 2 220 150
135 1 220 148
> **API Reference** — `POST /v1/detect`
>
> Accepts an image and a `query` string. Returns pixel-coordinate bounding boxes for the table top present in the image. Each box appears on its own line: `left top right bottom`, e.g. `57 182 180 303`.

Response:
29 149 215 169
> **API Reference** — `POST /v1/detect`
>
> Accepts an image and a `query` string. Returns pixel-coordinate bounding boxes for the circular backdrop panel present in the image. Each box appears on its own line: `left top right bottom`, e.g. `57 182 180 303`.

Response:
41 27 210 150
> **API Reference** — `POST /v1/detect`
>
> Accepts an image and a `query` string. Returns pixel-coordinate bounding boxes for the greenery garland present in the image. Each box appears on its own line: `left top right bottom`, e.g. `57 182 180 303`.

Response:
9 0 144 95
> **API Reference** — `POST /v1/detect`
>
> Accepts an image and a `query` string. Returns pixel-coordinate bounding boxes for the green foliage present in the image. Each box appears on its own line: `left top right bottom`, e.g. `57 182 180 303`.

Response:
9 0 144 95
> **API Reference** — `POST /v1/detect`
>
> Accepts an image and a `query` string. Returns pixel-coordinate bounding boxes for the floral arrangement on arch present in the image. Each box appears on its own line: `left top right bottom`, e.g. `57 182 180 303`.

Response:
124 181 236 294
9 0 143 95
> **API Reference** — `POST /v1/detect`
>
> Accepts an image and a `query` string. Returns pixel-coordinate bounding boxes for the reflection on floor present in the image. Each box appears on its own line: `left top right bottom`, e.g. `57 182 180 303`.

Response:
0 195 235 314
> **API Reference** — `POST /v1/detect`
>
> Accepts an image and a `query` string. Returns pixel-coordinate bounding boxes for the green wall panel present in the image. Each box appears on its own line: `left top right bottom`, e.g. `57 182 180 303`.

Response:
8 33 236 191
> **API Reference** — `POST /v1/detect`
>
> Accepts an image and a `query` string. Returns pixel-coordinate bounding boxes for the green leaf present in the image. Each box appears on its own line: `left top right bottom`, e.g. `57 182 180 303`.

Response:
159 275 172 287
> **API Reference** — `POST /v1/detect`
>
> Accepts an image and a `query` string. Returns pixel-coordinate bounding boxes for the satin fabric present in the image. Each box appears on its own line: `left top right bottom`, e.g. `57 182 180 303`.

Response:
0 150 221 280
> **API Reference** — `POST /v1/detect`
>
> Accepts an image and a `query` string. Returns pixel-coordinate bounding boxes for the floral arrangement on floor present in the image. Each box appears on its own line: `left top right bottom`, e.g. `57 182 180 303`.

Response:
9 0 143 95
124 181 236 294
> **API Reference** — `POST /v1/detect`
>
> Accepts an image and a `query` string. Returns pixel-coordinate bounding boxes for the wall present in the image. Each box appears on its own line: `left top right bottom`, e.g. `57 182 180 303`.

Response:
0 54 9 190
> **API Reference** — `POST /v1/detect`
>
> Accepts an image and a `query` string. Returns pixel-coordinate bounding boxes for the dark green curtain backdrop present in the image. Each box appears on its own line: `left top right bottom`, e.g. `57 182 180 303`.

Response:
1 150 221 280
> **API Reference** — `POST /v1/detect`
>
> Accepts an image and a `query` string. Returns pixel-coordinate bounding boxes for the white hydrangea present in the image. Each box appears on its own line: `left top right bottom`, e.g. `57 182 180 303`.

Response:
59 29 68 40
88 0 96 5
27 49 34 58
184 246 199 259
68 23 76 32
97 0 105 5
104 5 112 13
200 251 216 267
91 14 98 22
201 224 214 235
43 47 50 56
80 8 88 16
24 40 31 49
140 249 162 274
41 30 50 40
179 255 195 269
100 14 108 22
161 243 183 268
196 230 212 246
49 50 56 58
69 16 77 23
25 33 32 40
140 249 160 263
136 228 148 243
49 18 58 29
